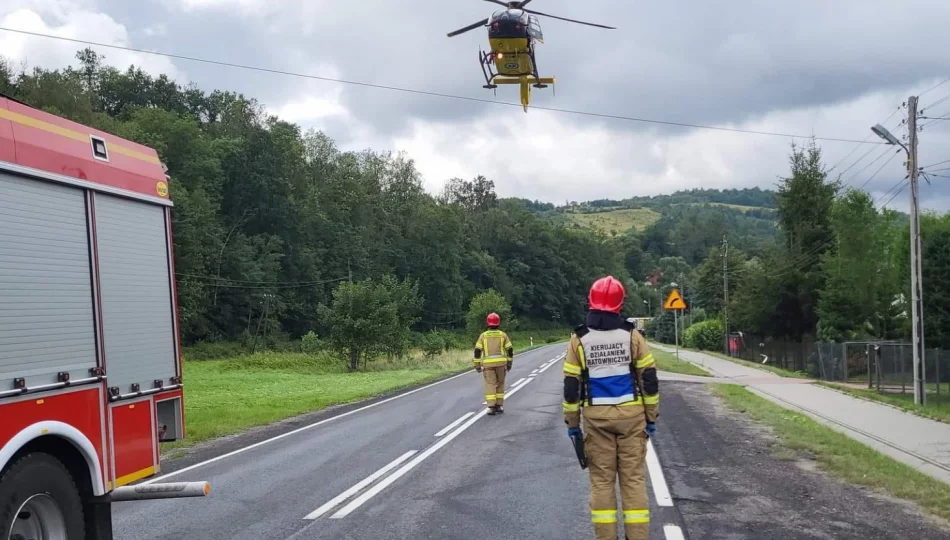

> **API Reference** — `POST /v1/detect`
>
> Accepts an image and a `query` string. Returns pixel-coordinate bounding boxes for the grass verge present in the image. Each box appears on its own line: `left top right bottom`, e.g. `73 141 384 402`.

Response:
652 349 711 377
817 382 950 425
711 383 950 521
162 349 473 455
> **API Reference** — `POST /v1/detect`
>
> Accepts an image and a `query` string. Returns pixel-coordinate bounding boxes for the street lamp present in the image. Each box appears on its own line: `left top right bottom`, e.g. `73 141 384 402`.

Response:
872 113 926 405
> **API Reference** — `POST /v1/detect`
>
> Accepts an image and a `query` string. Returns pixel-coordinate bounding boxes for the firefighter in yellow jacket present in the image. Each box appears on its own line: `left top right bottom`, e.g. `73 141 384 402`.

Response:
563 276 659 540
474 312 513 415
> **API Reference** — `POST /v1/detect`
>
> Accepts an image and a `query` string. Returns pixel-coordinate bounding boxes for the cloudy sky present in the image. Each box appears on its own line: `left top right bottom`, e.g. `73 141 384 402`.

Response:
2 0 950 209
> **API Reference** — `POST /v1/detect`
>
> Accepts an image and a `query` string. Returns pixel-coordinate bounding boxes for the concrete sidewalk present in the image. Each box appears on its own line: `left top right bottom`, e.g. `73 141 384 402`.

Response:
653 343 950 485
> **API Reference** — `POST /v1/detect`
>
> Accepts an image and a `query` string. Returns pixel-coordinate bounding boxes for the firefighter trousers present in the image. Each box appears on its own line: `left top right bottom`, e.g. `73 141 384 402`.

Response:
583 408 650 540
482 364 507 406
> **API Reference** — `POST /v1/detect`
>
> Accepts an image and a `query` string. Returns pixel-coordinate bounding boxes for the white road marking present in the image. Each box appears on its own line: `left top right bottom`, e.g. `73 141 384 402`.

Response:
434 412 474 437
331 410 487 518
303 451 417 520
530 370 539 376
330 364 544 518
142 368 477 484
663 525 685 540
538 357 560 374
506 377 532 395
646 439 673 507
511 377 526 387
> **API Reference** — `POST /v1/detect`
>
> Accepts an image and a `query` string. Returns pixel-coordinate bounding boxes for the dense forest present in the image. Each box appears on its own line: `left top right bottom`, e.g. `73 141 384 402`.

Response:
3 49 948 358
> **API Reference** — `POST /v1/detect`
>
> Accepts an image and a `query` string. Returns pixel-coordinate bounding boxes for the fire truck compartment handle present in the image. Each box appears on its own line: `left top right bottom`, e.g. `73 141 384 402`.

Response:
109 481 211 502
0 376 105 399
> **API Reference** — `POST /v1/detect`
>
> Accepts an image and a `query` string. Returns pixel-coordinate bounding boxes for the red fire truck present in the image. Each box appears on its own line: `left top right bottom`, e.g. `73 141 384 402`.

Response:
0 94 208 539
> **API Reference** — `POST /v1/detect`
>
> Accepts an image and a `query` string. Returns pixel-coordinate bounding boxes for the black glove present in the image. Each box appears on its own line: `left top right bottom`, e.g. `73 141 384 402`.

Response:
506 361 512 372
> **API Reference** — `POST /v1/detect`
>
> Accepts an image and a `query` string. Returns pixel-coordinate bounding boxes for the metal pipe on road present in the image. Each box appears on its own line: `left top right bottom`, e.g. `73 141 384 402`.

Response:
111 482 211 501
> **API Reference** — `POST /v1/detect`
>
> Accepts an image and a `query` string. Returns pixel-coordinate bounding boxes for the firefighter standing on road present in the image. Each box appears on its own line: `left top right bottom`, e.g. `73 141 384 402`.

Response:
563 276 659 540
474 312 513 415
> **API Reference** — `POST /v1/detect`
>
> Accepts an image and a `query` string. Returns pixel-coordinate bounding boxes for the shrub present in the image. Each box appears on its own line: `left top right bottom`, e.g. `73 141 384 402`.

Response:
684 319 724 351
301 331 323 354
420 331 446 358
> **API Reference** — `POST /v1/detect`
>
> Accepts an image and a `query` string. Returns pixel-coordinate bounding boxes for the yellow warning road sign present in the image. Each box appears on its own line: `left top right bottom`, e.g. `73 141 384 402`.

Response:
664 288 687 310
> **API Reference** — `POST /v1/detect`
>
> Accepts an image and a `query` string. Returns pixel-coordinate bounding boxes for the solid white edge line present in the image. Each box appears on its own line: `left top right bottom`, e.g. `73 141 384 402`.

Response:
511 377 526 387
303 450 417 520
331 363 540 519
646 439 673 507
142 368 475 484
434 412 475 437
663 525 685 540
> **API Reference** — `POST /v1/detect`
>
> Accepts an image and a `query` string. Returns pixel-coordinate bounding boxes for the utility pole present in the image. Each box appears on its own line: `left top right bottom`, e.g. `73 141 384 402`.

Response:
907 95 927 405
722 235 730 356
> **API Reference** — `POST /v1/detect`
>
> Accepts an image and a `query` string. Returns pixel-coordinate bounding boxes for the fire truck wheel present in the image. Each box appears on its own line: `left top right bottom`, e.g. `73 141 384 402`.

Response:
0 453 85 540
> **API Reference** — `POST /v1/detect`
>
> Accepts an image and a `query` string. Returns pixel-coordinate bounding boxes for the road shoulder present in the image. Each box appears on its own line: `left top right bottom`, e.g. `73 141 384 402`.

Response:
660 381 950 539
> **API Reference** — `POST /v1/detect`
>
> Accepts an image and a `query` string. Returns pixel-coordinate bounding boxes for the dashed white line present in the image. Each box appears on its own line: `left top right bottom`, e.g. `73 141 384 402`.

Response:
663 525 685 540
434 412 475 437
303 451 417 520
329 362 544 518
511 377 526 387
646 439 673 507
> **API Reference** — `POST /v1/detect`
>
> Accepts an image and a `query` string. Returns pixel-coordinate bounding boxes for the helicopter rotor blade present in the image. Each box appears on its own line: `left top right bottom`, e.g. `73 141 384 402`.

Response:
523 9 616 29
518 0 535 7
447 18 490 37
481 0 510 6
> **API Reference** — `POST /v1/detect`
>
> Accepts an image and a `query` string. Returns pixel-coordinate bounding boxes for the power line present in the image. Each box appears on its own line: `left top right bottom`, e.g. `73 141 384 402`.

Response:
830 105 903 176
856 149 902 191
175 273 349 289
0 26 887 145
922 158 950 169
920 76 950 98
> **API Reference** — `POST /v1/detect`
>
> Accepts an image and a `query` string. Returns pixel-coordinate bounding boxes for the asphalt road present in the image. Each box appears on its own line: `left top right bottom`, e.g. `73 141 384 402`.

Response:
112 344 950 539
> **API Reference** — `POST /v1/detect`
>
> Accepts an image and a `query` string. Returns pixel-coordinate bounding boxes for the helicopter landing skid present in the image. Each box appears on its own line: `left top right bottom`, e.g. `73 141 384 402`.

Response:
478 48 500 89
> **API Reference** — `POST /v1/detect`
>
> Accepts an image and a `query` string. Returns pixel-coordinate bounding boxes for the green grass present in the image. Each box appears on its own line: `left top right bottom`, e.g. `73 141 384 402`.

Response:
686 347 810 379
711 383 950 521
164 349 473 454
817 382 950 425
565 208 662 234
652 349 712 377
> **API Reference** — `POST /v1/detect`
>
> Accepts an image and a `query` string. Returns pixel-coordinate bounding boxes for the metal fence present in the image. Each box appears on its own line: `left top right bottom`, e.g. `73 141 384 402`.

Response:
729 335 949 399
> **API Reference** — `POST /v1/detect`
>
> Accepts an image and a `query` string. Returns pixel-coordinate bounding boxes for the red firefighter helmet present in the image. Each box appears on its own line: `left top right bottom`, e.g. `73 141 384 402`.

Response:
486 312 501 327
588 276 625 313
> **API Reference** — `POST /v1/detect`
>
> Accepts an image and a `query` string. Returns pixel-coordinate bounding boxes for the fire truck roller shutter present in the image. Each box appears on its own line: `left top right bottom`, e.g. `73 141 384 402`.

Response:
94 194 177 395
0 173 97 389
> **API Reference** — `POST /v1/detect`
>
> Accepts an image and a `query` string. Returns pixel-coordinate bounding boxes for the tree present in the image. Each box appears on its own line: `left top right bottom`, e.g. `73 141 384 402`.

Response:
770 140 838 339
816 189 881 341
466 289 514 336
695 245 746 315
318 277 422 370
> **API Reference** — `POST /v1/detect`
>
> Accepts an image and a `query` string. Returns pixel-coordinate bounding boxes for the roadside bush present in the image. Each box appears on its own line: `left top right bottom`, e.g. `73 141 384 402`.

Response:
684 319 724 351
420 331 446 358
301 331 323 354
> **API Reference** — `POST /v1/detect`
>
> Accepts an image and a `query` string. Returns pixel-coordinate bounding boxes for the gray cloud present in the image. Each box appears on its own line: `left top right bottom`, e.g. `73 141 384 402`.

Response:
3 0 950 208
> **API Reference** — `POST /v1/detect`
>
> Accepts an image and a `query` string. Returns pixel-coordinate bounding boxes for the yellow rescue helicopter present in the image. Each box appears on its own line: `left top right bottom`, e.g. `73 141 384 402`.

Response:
447 0 615 112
